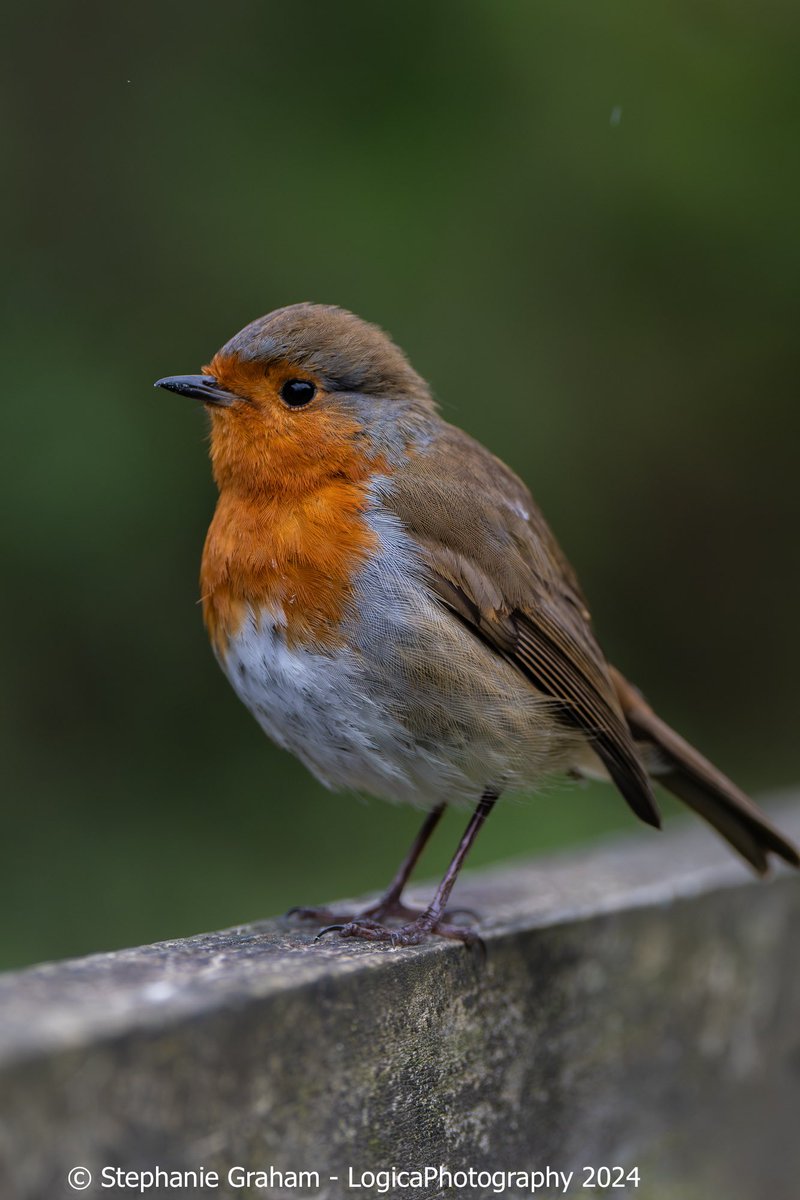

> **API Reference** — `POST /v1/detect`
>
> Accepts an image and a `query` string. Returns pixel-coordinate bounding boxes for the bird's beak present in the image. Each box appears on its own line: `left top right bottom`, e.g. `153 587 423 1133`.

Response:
154 374 241 408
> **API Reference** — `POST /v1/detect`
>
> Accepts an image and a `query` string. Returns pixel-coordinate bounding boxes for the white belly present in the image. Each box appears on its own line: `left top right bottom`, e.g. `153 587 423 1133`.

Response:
221 607 577 810
217 504 578 807
222 614 468 806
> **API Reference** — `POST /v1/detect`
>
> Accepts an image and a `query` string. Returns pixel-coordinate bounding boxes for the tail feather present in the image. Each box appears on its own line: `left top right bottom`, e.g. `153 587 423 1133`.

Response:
610 667 800 875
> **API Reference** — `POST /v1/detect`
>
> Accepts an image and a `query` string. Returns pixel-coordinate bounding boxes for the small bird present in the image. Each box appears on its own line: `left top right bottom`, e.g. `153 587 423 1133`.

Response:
156 303 799 946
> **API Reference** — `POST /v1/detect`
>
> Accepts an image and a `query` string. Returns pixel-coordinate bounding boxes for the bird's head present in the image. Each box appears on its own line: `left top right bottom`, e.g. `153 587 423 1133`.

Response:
155 303 434 494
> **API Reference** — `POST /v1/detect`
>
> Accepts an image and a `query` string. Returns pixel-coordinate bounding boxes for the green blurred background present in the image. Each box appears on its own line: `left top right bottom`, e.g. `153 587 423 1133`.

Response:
2 2 798 971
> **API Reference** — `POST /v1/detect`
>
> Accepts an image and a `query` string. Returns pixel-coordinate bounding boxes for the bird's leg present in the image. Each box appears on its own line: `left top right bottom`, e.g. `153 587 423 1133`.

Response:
359 802 449 921
288 803 447 926
317 790 498 946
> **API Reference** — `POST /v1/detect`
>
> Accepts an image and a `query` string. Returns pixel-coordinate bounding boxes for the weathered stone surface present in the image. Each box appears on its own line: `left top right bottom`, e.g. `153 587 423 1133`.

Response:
0 801 799 1200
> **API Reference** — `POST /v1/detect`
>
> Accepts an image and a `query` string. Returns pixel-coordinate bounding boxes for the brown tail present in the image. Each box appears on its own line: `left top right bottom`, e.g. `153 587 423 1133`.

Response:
610 667 800 875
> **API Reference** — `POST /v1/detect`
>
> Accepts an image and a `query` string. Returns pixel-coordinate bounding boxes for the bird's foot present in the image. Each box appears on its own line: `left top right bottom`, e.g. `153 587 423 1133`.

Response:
314 911 484 950
287 898 478 927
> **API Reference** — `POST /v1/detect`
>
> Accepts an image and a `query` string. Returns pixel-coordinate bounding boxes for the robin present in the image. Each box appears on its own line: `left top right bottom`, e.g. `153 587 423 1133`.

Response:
155 303 799 946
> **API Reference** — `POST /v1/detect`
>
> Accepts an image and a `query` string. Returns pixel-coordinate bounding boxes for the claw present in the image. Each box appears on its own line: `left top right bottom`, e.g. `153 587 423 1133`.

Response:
291 895 484 950
311 913 484 951
314 924 347 942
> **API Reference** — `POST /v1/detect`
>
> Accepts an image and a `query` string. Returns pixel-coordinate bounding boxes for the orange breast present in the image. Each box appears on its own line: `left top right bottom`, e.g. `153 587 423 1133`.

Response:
201 445 385 656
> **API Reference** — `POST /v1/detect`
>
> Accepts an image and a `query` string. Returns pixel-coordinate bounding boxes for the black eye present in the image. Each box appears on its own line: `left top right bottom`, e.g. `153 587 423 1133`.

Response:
279 379 316 408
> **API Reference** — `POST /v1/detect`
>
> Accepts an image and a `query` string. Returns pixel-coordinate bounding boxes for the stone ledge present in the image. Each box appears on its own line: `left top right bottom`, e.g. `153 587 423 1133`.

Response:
1 799 799 1200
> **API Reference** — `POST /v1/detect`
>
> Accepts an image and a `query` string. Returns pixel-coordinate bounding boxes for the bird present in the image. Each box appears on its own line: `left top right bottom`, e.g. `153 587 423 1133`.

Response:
155 302 799 946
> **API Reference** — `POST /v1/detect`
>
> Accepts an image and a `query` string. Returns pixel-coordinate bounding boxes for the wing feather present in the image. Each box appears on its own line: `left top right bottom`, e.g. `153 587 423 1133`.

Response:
382 424 661 827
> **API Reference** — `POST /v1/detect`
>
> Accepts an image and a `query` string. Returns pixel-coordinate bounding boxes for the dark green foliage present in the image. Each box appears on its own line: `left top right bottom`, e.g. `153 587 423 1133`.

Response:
1 1 798 968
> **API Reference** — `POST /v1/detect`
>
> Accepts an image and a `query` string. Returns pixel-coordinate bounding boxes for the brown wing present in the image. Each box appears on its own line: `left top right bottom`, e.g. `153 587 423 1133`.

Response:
384 421 661 827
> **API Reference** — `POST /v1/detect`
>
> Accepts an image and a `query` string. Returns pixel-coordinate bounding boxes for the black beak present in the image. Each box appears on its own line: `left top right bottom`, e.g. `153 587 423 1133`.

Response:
153 374 240 408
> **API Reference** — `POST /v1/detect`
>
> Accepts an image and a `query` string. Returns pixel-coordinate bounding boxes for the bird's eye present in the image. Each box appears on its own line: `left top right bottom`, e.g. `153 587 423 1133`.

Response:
279 379 316 408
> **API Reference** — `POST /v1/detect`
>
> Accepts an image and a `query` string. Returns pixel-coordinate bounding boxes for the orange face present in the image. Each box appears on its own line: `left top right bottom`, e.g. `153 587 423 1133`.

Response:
202 352 368 498
156 302 436 656
194 351 388 655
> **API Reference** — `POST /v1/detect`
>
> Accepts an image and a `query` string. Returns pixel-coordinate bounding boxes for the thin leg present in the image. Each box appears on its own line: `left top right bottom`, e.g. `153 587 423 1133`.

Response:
418 790 497 929
318 790 499 946
370 802 447 911
288 803 446 926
